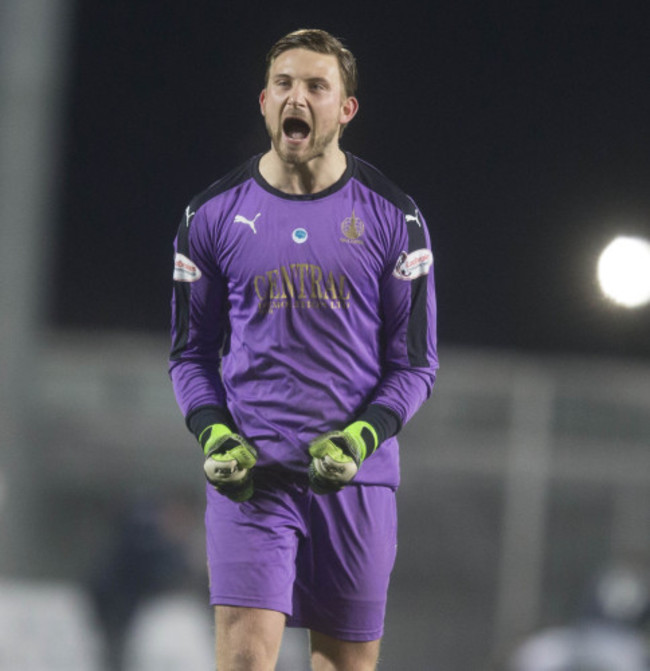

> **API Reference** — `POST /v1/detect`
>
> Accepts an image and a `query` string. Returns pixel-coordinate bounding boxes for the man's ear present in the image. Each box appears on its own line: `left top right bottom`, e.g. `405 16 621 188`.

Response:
340 96 359 125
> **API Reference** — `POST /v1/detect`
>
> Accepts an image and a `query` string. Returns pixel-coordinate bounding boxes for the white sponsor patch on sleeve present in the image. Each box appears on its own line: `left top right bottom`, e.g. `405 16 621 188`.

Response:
392 248 433 280
173 253 202 282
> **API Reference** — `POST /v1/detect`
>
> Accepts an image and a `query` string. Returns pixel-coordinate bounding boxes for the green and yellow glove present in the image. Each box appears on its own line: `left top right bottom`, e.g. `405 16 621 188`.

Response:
200 423 258 502
308 421 379 494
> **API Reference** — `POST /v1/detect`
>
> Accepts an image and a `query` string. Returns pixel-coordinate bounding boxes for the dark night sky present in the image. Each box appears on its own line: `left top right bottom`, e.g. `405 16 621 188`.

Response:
53 1 650 360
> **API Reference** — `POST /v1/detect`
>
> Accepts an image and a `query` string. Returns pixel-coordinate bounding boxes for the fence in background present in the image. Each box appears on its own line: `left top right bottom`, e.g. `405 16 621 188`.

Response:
1 333 649 669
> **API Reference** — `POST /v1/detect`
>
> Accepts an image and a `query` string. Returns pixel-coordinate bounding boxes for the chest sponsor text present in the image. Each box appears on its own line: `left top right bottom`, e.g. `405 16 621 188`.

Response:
254 263 350 314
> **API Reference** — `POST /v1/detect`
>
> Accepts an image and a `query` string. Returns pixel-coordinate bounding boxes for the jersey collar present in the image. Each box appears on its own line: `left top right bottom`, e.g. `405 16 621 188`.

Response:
252 152 354 200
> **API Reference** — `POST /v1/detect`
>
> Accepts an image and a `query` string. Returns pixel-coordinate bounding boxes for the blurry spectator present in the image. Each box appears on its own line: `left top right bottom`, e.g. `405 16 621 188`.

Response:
508 562 650 671
89 496 203 671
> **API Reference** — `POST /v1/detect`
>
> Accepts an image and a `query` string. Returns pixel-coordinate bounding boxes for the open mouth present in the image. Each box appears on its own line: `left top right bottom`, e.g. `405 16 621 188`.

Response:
282 117 311 141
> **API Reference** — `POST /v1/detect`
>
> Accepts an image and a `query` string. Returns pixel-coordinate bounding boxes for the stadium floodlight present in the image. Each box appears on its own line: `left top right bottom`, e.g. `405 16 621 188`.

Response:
597 236 650 308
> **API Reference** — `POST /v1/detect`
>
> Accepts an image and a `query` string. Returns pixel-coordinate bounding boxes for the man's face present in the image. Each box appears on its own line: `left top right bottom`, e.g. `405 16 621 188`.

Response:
260 48 358 165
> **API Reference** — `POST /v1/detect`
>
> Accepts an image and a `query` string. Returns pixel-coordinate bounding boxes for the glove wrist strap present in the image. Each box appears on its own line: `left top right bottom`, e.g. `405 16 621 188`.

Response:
199 423 232 454
344 420 379 463
187 405 234 441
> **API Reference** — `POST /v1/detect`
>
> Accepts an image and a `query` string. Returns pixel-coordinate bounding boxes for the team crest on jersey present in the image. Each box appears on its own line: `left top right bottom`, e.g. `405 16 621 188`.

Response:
173 253 202 282
340 210 365 245
393 249 433 280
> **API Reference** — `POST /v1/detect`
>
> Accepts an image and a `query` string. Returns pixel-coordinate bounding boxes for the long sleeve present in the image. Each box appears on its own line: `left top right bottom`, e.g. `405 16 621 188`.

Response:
370 205 438 428
169 204 229 424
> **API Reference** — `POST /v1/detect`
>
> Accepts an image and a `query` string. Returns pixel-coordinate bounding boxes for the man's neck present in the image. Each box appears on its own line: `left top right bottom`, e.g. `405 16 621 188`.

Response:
258 148 347 195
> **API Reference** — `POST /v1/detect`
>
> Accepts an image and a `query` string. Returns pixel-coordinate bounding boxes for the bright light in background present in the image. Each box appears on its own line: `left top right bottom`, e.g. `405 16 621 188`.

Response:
597 236 650 308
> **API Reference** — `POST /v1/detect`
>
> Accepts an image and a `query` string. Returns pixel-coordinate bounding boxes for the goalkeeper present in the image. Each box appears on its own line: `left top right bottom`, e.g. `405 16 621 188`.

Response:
169 28 438 671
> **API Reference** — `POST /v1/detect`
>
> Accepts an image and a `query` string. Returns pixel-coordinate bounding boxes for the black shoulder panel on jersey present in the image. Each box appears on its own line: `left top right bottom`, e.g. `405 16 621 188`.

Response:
170 206 192 361
170 157 256 362
406 221 430 368
349 153 416 216
188 155 259 214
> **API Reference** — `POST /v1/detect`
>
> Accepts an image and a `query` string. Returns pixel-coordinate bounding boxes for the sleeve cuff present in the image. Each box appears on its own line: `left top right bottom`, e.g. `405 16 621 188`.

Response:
186 405 234 442
354 403 401 445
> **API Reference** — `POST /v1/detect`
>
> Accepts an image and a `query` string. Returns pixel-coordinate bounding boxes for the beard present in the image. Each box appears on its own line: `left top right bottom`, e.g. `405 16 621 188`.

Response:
265 118 339 165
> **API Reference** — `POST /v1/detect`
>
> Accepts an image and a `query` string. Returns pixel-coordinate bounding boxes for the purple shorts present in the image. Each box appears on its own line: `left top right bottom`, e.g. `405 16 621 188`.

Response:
204 472 398 642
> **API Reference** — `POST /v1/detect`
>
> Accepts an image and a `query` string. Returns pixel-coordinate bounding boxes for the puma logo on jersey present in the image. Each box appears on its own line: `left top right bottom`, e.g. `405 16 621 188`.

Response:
234 212 261 234
405 213 421 227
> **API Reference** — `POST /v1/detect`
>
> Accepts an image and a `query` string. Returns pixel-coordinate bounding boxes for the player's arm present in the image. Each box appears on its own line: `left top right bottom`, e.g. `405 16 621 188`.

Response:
308 202 438 494
169 204 258 501
370 202 438 424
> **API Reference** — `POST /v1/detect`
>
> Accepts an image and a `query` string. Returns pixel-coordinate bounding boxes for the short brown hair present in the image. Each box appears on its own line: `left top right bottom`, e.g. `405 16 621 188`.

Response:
265 29 358 98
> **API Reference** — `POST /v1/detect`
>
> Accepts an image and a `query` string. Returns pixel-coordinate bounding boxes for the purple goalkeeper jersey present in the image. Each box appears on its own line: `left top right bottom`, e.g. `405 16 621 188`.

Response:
169 152 438 487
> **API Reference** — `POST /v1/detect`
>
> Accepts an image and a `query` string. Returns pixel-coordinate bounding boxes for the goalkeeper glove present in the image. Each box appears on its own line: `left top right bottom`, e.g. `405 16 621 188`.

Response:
308 421 378 494
200 424 258 502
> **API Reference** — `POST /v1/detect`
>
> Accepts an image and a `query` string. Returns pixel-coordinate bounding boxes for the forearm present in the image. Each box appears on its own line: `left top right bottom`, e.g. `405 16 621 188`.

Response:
369 365 437 429
169 357 227 419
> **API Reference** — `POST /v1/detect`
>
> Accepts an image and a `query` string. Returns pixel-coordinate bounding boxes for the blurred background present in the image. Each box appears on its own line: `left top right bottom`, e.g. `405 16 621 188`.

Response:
1 1 650 669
